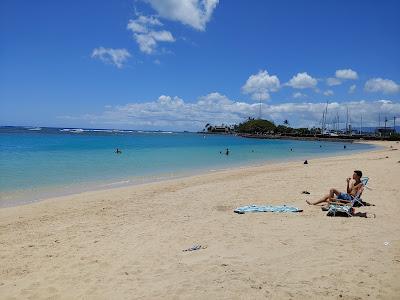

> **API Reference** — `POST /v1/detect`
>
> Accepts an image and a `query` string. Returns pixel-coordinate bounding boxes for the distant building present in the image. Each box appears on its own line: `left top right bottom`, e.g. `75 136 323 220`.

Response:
212 126 230 133
376 127 396 136
205 124 233 133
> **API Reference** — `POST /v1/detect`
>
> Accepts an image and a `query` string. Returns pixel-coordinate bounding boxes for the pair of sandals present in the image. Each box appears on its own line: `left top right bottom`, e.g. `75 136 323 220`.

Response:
182 244 207 252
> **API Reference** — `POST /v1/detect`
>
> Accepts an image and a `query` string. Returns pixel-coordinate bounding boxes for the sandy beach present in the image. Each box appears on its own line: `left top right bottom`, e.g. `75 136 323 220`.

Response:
0 141 399 299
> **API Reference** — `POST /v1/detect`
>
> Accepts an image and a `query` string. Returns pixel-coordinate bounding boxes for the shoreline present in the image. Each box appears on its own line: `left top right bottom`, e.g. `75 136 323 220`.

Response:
1 140 399 299
0 140 380 209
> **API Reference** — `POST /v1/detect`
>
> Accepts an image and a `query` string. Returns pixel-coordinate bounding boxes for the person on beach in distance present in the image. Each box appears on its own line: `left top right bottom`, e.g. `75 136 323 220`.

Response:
306 170 363 205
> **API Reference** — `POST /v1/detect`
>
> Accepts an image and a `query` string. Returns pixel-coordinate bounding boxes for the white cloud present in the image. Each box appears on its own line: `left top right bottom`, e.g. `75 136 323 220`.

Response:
335 69 358 80
91 47 131 68
59 93 400 131
127 15 162 33
241 70 280 101
349 84 356 94
157 94 185 107
69 92 254 130
364 78 400 94
287 72 317 89
144 0 219 31
293 92 307 99
323 90 334 96
326 77 342 86
127 15 175 54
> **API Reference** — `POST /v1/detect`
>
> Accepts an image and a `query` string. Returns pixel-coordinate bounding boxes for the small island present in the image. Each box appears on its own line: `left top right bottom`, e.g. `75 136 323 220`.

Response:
201 118 400 142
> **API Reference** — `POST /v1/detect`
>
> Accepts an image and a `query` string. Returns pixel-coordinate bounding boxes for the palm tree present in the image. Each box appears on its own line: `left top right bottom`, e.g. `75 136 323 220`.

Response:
283 119 289 126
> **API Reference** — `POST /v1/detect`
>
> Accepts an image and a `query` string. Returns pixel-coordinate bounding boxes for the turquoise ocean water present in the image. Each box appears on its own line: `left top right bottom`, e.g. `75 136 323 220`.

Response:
0 127 376 207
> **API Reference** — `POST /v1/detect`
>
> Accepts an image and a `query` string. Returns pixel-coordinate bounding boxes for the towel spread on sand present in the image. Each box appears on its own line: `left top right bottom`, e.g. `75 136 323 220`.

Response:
234 205 302 214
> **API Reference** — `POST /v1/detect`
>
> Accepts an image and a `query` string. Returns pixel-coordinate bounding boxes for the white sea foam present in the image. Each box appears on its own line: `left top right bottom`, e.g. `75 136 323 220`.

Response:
137 131 175 134
60 128 84 133
88 129 113 133
102 180 131 186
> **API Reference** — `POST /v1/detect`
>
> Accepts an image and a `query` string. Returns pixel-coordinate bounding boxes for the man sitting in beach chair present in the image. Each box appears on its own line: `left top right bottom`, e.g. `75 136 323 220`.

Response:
306 170 364 206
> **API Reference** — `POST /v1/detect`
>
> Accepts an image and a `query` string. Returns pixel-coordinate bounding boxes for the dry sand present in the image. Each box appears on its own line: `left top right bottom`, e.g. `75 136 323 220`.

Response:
1 141 399 299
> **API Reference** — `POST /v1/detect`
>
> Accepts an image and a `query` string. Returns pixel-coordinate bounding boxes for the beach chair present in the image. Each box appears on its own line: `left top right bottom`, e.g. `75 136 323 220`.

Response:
353 177 369 207
328 176 369 207
327 186 365 217
326 203 354 217
361 176 369 189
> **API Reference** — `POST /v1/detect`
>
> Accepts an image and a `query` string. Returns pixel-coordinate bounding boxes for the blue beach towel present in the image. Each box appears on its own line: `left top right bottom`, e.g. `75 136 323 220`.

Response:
234 205 303 214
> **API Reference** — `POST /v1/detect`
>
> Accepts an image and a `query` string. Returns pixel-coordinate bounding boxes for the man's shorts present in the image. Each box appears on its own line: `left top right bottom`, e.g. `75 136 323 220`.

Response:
337 192 353 201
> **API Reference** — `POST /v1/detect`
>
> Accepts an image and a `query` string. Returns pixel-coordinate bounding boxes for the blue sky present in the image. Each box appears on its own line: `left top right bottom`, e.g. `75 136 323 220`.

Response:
1 0 399 130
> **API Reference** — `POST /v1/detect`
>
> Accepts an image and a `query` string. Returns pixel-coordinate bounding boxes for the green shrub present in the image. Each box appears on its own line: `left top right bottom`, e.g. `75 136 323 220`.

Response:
237 119 276 134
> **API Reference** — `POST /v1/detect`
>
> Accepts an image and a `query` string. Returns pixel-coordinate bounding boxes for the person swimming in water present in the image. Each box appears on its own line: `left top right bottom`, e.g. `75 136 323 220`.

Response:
115 148 122 154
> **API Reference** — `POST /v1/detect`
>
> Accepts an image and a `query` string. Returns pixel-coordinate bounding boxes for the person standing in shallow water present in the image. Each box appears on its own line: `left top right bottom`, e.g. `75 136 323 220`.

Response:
225 148 230 155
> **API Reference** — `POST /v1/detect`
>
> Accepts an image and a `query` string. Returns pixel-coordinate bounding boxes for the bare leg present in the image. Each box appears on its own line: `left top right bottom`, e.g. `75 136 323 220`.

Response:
306 194 329 205
306 188 340 205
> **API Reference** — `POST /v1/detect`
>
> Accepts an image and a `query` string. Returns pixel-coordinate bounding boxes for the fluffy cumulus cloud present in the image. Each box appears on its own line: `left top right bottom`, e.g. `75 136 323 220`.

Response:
364 78 400 94
287 72 317 89
59 93 400 131
91 47 131 68
335 69 358 80
326 77 342 86
127 15 175 54
326 69 358 86
349 84 356 94
293 92 307 99
143 0 219 31
62 93 255 130
241 70 280 101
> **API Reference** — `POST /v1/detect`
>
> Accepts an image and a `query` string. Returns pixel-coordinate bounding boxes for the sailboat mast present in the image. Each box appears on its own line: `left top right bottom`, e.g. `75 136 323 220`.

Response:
323 101 328 134
337 112 339 134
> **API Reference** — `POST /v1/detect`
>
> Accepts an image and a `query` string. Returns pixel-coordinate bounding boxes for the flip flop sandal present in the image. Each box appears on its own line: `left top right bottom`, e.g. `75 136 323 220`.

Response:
183 245 207 252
